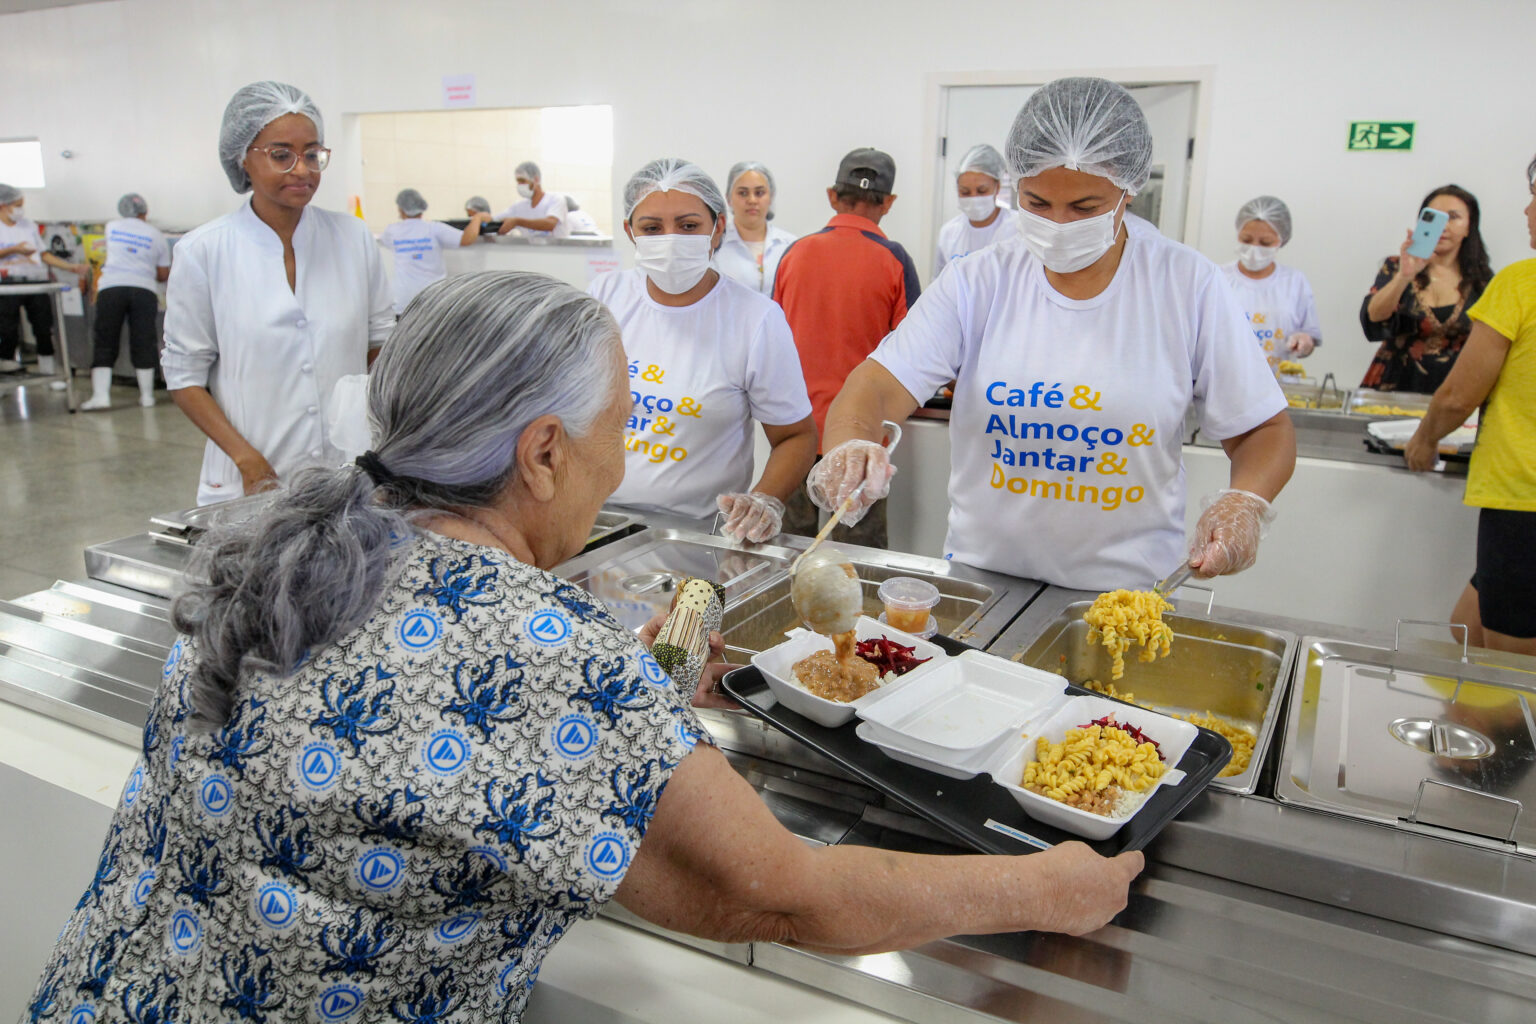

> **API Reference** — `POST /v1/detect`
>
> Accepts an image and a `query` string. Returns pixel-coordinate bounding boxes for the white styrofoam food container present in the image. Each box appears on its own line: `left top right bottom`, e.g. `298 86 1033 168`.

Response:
854 721 1018 780
855 651 1065 762
987 694 1197 840
751 615 947 728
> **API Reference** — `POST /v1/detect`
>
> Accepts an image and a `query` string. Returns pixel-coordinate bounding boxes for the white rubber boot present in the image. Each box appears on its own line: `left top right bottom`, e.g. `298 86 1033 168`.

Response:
37 354 55 375
136 369 156 407
81 367 113 410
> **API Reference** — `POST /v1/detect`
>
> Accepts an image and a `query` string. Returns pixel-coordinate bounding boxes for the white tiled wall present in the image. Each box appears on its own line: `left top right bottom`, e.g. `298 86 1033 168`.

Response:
359 106 613 235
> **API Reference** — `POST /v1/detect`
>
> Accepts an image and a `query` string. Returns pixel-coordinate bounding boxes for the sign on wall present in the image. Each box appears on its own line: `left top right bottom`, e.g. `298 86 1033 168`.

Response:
442 74 476 108
1347 122 1414 151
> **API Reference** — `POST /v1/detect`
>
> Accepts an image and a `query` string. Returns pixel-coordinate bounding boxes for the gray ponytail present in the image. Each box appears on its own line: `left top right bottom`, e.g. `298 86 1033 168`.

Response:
172 271 622 724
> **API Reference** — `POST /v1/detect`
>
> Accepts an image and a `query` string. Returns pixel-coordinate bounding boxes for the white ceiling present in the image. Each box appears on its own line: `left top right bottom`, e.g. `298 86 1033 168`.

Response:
0 0 115 12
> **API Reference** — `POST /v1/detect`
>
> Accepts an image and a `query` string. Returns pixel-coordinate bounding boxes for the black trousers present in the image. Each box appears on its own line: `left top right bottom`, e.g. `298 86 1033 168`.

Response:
92 286 159 370
0 289 55 359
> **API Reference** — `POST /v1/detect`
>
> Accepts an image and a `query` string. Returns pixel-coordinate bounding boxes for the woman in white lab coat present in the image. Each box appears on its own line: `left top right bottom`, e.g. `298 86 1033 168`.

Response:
933 144 1014 280
714 161 797 296
162 81 393 506
811 78 1296 592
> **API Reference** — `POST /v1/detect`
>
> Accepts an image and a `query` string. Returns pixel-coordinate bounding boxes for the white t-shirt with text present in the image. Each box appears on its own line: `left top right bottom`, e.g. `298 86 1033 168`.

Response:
0 215 47 281
97 217 171 293
379 218 465 313
1219 261 1323 364
873 220 1285 590
588 269 812 518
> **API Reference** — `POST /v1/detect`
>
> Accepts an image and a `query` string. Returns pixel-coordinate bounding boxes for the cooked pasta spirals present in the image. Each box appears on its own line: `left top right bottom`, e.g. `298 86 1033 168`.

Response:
1084 589 1174 681
1177 711 1255 778
1022 722 1167 817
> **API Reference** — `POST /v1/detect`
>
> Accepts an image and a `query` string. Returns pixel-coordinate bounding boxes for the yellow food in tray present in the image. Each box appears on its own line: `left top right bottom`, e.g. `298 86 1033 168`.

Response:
1286 395 1317 409
1277 360 1307 376
1082 680 1256 778
1354 404 1426 418
1084 589 1173 681
1179 712 1256 778
1023 721 1167 816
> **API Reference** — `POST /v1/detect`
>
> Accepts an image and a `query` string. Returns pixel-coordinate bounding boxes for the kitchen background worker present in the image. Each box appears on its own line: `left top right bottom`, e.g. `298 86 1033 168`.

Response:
774 146 920 549
0 182 90 377
589 158 815 543
715 160 797 296
378 187 482 313
464 194 492 219
934 143 1014 280
812 77 1296 592
1220 195 1322 368
496 160 570 238
82 192 171 410
162 81 394 506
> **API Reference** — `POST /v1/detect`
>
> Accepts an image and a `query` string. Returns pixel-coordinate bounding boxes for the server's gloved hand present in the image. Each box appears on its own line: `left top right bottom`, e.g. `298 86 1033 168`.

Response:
1286 333 1317 357
717 491 785 544
1187 489 1275 577
806 440 896 528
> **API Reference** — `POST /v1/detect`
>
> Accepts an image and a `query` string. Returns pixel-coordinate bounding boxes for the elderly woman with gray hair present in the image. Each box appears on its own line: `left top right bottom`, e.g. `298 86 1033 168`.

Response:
81 193 172 410
162 80 393 506
26 270 1140 1023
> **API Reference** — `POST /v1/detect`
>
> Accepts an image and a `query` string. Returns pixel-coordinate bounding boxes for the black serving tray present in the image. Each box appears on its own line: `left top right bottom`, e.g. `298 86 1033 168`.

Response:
720 637 1232 857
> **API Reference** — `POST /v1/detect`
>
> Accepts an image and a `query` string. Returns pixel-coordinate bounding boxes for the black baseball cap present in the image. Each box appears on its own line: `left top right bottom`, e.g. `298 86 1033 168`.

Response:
834 148 896 194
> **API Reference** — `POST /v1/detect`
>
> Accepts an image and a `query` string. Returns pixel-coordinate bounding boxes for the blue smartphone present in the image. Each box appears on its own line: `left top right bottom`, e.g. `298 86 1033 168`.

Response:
1407 207 1449 259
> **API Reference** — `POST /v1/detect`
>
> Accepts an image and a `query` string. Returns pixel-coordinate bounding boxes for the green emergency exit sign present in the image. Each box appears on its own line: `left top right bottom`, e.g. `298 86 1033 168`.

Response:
1348 122 1415 151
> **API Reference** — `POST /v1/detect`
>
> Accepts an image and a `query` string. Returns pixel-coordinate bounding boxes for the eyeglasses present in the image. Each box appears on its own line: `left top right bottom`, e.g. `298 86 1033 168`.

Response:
247 144 332 175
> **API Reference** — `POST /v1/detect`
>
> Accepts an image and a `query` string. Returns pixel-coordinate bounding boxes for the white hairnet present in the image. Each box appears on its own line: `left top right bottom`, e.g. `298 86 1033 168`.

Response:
956 144 1006 182
0 184 21 206
623 158 725 222
218 81 325 194
465 195 491 214
515 161 541 182
562 194 580 212
1235 195 1292 245
117 193 148 217
396 188 428 216
727 161 777 221
1005 77 1153 194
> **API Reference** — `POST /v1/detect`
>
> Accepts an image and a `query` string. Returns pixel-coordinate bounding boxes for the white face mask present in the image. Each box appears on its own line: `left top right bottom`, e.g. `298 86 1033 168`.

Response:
1016 191 1127 274
957 194 997 223
1236 243 1279 272
634 233 714 295
516 183 534 199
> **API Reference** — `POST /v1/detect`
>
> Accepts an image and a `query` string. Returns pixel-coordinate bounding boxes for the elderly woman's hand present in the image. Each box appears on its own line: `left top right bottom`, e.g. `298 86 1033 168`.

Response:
1403 430 1440 472
638 613 739 709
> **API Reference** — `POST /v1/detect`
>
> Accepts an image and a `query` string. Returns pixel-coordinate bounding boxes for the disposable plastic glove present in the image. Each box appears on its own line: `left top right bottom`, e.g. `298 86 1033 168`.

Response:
1187 489 1275 577
806 440 897 528
717 491 785 544
1287 333 1317 357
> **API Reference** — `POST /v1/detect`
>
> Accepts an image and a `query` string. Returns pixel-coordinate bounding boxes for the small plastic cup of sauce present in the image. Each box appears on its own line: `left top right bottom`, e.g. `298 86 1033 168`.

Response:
877 577 940 638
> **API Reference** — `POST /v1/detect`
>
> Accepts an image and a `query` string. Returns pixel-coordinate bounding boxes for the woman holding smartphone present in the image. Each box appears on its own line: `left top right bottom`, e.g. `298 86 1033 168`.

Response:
1359 185 1493 393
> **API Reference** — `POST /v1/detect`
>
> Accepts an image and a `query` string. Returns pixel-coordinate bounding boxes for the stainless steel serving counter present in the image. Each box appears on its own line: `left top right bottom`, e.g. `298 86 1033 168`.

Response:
4 510 1534 1022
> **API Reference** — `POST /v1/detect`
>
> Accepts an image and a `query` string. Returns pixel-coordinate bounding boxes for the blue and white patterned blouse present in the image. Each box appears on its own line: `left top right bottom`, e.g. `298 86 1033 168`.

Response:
24 530 707 1024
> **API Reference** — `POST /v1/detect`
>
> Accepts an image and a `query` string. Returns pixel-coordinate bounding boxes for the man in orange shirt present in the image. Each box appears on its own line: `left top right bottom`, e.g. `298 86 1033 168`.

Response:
774 148 919 548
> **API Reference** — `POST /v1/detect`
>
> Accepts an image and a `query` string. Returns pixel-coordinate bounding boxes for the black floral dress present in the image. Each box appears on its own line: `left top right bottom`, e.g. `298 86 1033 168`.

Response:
1358 255 1483 393
23 530 706 1024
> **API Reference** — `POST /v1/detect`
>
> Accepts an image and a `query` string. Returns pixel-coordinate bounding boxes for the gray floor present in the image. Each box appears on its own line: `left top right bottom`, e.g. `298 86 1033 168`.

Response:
1 381 203 598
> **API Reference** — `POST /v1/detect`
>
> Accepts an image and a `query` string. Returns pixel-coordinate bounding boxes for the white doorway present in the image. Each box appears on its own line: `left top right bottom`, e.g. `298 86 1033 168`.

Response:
926 70 1210 280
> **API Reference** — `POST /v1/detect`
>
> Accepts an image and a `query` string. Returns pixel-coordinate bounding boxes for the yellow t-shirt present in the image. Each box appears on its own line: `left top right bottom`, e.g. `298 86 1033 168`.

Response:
1465 258 1536 510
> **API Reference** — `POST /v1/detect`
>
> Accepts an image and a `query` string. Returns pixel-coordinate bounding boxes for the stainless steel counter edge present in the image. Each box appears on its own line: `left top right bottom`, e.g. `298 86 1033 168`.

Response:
994 585 1536 957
